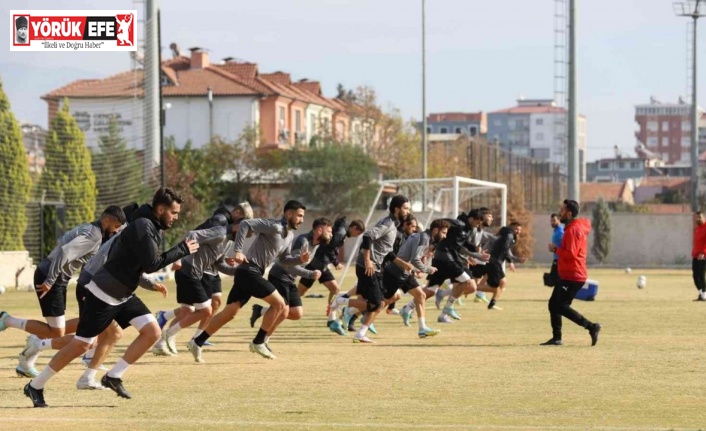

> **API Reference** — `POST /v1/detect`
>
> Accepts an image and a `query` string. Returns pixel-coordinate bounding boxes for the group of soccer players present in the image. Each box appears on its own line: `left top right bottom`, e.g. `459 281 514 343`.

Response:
0 187 526 408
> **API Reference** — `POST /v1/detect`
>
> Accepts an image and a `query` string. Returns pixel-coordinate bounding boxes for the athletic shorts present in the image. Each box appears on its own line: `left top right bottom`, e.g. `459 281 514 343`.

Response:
175 270 210 306
355 265 384 309
202 273 222 296
383 266 420 299
76 283 87 316
75 289 152 339
33 267 68 318
267 272 303 308
470 264 488 279
299 266 336 288
486 261 506 288
426 260 467 288
226 263 276 307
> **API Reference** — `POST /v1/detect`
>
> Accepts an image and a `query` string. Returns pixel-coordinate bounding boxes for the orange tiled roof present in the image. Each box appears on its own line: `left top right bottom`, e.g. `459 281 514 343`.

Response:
580 183 627 203
260 72 292 86
638 177 689 189
294 81 322 96
429 112 483 122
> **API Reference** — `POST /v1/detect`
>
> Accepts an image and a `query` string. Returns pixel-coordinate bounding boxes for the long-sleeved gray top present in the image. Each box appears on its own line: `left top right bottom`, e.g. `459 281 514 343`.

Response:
268 231 320 282
231 218 302 271
396 231 432 273
38 221 103 286
356 215 399 271
180 225 237 278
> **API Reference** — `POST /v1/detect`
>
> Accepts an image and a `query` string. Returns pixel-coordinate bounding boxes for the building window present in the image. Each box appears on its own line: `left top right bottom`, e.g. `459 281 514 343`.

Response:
662 121 669 131
683 121 691 131
599 161 610 170
279 106 286 127
440 127 448 134
426 127 432 134
295 111 301 132
661 137 669 147
455 127 463 134
536 118 544 126
647 137 658 147
470 126 477 136
647 121 658 132
617 162 625 169
630 161 640 169
310 114 316 135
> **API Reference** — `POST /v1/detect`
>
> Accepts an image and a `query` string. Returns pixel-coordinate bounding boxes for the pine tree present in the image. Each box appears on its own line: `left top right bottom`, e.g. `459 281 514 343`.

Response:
39 99 96 250
591 198 611 263
0 77 31 250
92 117 145 214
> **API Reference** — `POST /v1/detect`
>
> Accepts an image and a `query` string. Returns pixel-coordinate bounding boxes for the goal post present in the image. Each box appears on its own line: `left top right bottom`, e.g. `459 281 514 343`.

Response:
338 176 507 287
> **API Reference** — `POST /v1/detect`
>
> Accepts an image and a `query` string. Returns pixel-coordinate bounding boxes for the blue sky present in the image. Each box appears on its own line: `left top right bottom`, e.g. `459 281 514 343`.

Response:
1 0 700 161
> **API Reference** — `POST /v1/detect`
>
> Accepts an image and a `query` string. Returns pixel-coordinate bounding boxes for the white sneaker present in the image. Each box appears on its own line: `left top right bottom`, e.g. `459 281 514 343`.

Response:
249 342 276 359
352 335 374 343
161 330 178 355
81 354 109 370
437 314 453 323
76 376 108 390
186 339 204 363
152 341 174 356
19 335 41 370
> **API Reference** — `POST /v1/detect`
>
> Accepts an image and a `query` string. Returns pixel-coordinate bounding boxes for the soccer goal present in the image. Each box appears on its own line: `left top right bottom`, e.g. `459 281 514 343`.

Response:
338 176 507 287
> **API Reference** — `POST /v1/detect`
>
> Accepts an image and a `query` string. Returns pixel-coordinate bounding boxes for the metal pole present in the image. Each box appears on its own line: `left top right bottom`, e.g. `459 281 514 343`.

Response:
692 12 699 211
158 8 165 190
422 0 428 205
145 0 160 182
567 0 579 201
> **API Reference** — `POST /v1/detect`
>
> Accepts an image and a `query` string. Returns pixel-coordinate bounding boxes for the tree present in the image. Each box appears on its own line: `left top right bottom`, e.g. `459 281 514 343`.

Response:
289 143 378 215
92 118 145 214
39 100 96 250
592 198 612 263
0 76 31 250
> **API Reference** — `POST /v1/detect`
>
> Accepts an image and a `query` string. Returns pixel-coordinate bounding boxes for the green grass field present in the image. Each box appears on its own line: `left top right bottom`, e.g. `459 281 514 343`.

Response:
1 268 705 431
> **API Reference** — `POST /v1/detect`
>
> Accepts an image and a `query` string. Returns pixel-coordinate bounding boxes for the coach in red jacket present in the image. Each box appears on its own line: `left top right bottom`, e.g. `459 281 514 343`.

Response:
543 199 602 347
691 212 706 301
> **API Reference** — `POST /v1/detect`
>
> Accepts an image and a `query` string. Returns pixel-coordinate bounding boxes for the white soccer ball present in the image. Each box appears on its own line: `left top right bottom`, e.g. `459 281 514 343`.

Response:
0 284 6 294
625 267 632 274
636 275 647 289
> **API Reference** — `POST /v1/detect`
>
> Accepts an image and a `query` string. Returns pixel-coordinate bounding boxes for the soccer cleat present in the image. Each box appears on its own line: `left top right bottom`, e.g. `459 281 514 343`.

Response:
589 323 602 346
418 327 441 338
152 341 174 357
155 311 168 329
540 338 563 346
81 355 109 370
474 294 490 304
76 376 109 390
16 365 39 378
202 340 214 347
352 335 374 343
400 309 412 327
101 374 132 399
186 339 204 363
437 314 453 323
250 304 263 328
488 304 503 311
456 298 465 306
368 323 378 335
264 343 274 354
249 342 276 359
0 311 9 332
434 289 444 309
161 330 178 355
693 296 706 302
328 320 346 336
24 383 47 408
21 335 41 359
443 306 461 320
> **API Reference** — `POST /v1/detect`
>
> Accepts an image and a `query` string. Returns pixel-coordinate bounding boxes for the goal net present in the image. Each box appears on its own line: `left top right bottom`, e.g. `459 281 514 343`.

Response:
338 176 507 288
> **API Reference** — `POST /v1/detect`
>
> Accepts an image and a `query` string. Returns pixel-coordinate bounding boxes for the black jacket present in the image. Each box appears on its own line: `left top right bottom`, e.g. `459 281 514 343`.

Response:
490 226 516 264
90 204 190 301
314 216 348 266
433 218 472 264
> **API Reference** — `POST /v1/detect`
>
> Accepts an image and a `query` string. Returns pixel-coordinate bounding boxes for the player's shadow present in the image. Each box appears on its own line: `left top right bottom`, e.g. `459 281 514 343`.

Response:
0 405 116 409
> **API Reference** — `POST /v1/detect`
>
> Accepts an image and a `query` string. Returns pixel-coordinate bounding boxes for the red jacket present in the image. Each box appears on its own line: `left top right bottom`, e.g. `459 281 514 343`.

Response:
555 218 591 283
692 223 706 258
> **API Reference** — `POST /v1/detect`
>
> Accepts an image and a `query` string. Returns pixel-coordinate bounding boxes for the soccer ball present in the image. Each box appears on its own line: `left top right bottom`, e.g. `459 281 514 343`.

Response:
0 284 6 294
625 267 632 274
637 275 647 289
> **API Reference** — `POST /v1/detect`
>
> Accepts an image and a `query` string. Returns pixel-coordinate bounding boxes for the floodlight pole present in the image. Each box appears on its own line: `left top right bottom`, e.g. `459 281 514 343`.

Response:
567 0 579 201
422 0 428 206
675 0 705 211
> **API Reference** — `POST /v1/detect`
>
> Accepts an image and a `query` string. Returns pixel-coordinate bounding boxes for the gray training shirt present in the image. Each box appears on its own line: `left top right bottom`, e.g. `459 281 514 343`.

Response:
232 218 302 271
180 225 237 279
356 215 399 271
269 232 320 282
38 221 103 286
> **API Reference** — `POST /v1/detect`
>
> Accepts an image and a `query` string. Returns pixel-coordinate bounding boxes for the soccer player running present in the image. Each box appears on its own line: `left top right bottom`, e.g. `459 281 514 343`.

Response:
691 211 706 301
187 200 310 360
156 207 242 360
1 206 126 377
23 188 199 407
542 199 601 346
330 195 412 343
476 221 526 311
296 216 365 329
250 218 334 341
385 219 448 338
